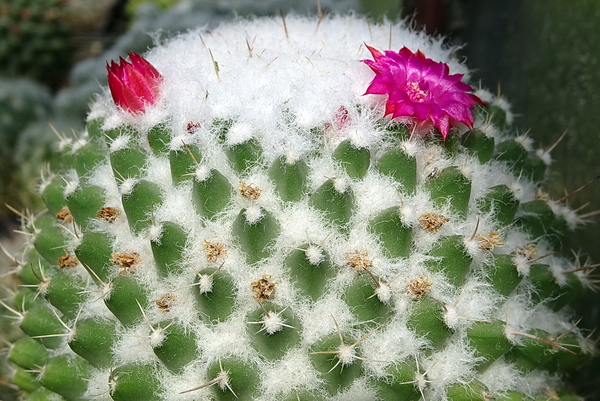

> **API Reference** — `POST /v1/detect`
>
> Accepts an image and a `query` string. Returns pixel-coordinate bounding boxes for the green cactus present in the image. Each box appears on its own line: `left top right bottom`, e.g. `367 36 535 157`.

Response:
0 0 73 87
1 15 597 401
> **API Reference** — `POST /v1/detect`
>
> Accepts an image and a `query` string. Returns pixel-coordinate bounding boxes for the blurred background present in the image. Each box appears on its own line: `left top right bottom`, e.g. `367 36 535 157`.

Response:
1 0 599 399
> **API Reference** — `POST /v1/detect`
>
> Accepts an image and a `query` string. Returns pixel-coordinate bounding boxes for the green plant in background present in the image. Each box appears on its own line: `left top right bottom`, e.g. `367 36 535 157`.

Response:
0 0 73 88
1 15 597 401
0 78 54 224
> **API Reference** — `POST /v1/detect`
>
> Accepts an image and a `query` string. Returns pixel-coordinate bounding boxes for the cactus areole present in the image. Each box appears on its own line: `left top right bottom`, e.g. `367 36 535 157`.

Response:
3 15 596 401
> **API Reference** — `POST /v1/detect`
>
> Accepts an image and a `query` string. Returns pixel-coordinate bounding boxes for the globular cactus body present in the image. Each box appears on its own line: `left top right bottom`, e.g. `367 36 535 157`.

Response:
3 15 596 401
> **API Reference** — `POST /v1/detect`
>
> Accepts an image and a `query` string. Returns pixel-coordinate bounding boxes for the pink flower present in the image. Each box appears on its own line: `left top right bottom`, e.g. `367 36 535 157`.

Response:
363 45 483 139
107 52 162 114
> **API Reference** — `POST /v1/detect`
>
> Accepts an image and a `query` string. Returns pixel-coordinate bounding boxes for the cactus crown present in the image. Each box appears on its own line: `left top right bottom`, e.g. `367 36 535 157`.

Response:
3 15 596 401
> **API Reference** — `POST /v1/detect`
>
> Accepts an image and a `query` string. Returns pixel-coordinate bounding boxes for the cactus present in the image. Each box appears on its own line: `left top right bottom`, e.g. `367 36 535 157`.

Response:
2 15 597 401
0 0 72 87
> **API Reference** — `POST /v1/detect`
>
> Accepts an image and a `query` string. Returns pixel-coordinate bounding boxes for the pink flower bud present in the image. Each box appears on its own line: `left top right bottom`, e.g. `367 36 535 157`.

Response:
363 45 484 139
106 52 162 114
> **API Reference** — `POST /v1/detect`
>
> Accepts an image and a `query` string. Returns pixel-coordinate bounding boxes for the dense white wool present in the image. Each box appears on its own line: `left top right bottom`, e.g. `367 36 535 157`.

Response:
100 15 467 150
85 369 112 401
421 337 480 399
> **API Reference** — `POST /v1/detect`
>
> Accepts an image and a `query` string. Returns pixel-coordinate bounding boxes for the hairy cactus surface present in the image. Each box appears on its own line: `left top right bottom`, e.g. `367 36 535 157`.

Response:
2 15 597 401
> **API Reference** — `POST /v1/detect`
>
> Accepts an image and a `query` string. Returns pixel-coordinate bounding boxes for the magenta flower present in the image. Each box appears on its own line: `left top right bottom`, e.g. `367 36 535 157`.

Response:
107 52 162 114
363 45 483 139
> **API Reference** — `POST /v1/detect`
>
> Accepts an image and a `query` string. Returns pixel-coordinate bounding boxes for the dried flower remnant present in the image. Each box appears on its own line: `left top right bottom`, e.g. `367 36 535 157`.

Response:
111 251 141 275
203 240 227 263
418 213 450 232
514 244 539 261
406 276 432 298
56 206 74 224
363 46 483 139
239 181 262 200
58 252 78 269
345 250 373 271
106 52 162 114
475 231 504 251
251 274 276 301
97 207 120 223
155 293 178 312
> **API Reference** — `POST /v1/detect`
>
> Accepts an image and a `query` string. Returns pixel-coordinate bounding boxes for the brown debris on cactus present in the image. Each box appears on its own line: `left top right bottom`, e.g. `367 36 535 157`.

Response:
203 240 227 263
155 293 178 312
475 231 504 251
252 274 276 301
345 250 373 271
406 276 432 298
238 181 262 200
56 206 74 224
418 213 450 232
97 206 120 223
58 251 78 269
111 251 141 275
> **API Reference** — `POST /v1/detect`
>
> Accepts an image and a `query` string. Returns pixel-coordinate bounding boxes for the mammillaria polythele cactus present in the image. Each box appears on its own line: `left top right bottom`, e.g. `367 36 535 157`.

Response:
2 15 597 401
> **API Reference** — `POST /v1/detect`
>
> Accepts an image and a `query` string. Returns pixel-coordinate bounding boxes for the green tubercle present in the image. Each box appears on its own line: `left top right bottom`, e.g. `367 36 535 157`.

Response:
426 166 471 218
66 182 106 228
343 274 391 325
372 360 421 401
152 320 199 373
247 305 301 360
310 179 354 232
75 231 114 282
68 317 117 368
445 380 489 401
309 332 363 394
147 123 172 155
44 273 87 320
461 130 495 163
9 337 50 370
285 245 335 302
169 143 202 185
34 225 66 267
195 267 237 323
269 156 308 202
192 169 234 219
121 180 162 235
104 275 149 327
151 221 188 277
478 185 519 227
39 355 92 401
110 140 147 179
369 207 412 258
110 363 162 401
19 303 67 349
41 176 67 216
466 320 512 372
483 254 522 297
24 388 67 401
375 147 417 194
232 208 280 265
407 297 451 351
226 138 264 173
13 367 42 393
332 139 370 179
425 235 472 287
206 358 260 401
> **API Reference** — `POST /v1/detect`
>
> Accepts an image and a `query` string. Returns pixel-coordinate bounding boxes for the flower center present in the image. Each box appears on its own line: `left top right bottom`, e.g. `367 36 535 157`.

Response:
404 80 430 102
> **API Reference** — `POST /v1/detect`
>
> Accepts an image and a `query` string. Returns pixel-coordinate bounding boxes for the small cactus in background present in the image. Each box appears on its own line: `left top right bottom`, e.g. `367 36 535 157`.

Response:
0 0 73 87
2 15 597 401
